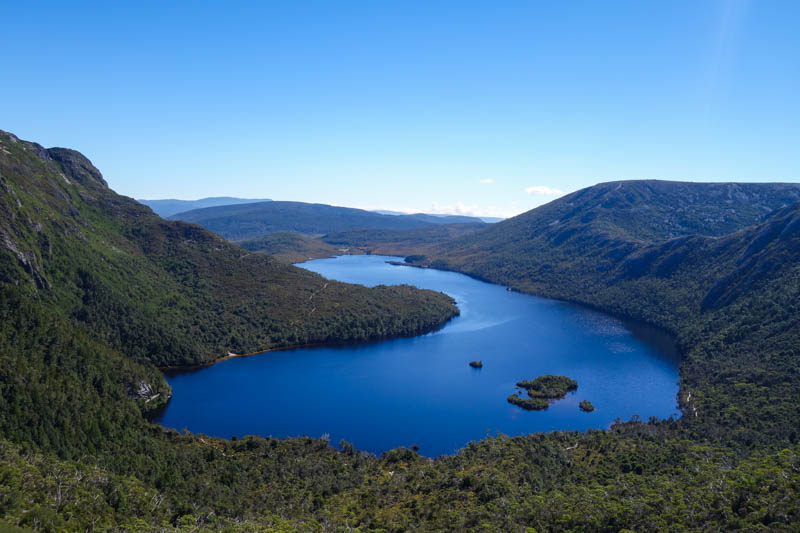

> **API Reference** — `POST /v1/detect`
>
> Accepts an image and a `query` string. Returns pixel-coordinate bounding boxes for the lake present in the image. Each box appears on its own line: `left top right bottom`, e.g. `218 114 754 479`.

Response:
155 255 680 456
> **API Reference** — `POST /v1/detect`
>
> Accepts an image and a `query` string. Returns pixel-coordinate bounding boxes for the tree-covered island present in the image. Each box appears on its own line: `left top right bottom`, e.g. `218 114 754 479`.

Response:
508 375 579 410
516 375 578 399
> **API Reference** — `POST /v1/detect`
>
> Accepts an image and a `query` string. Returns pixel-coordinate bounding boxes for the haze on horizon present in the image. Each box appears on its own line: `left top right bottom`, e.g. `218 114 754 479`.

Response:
2 0 798 219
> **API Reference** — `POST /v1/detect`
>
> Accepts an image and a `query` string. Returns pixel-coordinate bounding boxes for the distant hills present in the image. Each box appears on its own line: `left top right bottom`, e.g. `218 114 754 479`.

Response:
138 196 272 217
374 209 503 223
239 222 489 262
170 200 488 241
319 222 489 258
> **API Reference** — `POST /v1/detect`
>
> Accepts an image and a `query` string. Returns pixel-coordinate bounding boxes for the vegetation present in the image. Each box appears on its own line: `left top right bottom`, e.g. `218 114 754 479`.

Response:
238 231 345 262
507 376 577 411
321 222 487 257
579 400 595 412
170 200 485 241
407 181 800 449
0 131 458 368
507 393 549 410
517 375 578 399
1 134 800 531
469 360 483 368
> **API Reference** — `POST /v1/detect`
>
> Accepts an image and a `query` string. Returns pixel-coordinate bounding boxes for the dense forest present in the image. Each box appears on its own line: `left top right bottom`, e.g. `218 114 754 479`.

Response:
1 133 799 532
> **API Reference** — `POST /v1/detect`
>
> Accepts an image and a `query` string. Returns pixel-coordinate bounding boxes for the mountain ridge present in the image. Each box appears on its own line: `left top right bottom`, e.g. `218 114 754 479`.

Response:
138 196 272 218
170 200 488 241
402 181 800 446
0 129 459 369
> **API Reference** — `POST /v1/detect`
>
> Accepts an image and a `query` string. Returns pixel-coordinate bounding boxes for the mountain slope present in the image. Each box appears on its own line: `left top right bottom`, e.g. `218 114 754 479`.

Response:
170 200 486 241
407 181 800 447
415 180 800 299
0 130 458 369
138 197 272 218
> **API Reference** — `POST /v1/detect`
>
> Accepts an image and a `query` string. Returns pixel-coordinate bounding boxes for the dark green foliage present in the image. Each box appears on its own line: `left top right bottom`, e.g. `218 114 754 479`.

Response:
0 130 458 368
507 375 577 411
579 400 595 412
507 394 549 410
517 375 578 399
238 231 343 262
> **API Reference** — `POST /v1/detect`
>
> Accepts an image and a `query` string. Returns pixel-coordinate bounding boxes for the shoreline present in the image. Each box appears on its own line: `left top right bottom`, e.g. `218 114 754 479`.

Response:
159 255 460 373
158 341 337 372
158 315 459 373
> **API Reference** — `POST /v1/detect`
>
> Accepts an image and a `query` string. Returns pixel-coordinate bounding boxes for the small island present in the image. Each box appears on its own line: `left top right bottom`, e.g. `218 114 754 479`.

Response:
516 375 578 399
469 360 483 368
508 375 578 411
507 393 549 410
579 400 595 412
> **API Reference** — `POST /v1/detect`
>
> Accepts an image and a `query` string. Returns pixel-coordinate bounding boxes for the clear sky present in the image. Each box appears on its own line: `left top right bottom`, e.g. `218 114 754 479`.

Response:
2 1 798 218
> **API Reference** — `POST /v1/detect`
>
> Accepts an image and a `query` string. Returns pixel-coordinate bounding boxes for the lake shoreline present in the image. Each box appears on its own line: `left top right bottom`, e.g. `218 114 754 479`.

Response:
158 313 459 373
390 256 682 361
156 255 681 456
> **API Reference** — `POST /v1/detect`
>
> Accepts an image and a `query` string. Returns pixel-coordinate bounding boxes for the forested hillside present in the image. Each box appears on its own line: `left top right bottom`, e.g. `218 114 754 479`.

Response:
406 181 800 449
0 130 458 368
1 134 799 533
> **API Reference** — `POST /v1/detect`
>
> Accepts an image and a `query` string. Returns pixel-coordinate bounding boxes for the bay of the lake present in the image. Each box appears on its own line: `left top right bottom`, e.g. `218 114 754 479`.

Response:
155 255 680 456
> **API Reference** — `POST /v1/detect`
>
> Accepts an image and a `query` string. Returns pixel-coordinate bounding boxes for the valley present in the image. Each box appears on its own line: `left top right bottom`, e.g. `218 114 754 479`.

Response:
4 2 799 530
155 255 679 456
0 132 798 531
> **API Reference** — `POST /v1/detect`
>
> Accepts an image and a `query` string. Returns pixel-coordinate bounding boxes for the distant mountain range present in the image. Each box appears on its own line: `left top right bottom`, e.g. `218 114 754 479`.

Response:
373 209 503 223
169 200 488 241
138 197 272 217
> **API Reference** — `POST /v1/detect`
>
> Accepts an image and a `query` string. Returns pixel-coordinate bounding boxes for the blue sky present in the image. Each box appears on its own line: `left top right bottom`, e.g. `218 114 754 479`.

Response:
2 1 798 218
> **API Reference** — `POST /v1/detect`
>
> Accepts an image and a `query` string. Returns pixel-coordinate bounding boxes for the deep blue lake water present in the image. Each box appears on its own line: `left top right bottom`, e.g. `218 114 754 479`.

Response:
155 255 680 456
